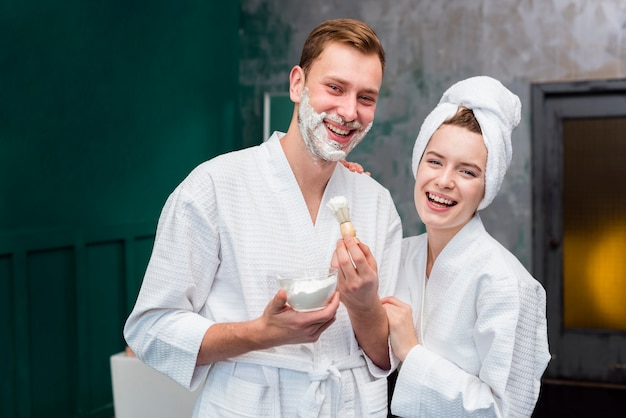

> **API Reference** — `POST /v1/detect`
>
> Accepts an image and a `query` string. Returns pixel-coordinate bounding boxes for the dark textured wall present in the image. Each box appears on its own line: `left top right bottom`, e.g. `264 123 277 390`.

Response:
1 1 240 234
238 0 626 268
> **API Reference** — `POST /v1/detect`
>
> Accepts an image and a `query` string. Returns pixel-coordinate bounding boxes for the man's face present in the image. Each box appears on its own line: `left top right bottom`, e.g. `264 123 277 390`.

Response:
296 42 383 161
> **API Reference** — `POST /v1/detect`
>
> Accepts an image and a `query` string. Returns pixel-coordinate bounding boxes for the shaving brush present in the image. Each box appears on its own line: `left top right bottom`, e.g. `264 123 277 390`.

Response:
327 196 358 241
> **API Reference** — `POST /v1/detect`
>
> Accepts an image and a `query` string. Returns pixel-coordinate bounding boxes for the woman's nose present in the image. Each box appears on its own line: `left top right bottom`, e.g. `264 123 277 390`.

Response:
436 168 455 189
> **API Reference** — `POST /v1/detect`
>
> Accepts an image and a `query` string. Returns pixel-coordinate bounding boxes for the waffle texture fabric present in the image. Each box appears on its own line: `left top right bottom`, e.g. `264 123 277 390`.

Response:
124 132 402 417
392 214 550 417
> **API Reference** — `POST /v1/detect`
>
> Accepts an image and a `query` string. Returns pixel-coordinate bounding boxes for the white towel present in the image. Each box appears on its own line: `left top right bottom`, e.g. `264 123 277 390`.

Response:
411 76 521 210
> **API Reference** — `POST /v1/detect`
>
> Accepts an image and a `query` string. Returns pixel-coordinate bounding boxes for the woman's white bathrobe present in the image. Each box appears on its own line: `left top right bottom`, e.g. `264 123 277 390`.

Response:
124 132 402 417
391 214 550 417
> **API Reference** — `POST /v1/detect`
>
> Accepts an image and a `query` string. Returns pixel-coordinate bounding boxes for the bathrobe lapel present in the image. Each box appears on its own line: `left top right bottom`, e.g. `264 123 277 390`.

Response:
423 215 485 335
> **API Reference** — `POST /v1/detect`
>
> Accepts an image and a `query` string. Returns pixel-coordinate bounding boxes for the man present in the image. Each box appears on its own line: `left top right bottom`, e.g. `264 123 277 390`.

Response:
124 18 402 417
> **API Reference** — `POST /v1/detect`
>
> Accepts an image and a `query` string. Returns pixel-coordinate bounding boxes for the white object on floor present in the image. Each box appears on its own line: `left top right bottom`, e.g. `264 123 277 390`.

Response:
110 352 202 418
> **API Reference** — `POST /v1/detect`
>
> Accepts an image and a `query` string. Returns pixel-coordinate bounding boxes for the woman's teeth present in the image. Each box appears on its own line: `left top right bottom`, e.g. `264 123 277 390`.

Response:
428 193 456 206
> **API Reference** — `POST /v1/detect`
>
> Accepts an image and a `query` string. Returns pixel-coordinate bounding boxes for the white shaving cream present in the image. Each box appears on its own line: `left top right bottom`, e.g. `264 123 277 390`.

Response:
285 276 337 312
297 87 372 161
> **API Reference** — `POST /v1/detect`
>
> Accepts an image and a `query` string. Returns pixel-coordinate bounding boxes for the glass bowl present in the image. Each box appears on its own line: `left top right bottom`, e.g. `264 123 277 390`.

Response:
274 268 338 312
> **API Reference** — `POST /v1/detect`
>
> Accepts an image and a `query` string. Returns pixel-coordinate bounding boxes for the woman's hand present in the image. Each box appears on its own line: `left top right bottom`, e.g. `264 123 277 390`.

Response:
381 296 419 361
340 160 370 176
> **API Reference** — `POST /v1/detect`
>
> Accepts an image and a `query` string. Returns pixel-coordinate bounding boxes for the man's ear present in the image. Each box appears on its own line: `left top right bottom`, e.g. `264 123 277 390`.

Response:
289 66 305 103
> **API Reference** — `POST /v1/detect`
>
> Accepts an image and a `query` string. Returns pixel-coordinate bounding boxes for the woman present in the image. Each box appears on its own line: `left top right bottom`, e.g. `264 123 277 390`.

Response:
383 76 551 417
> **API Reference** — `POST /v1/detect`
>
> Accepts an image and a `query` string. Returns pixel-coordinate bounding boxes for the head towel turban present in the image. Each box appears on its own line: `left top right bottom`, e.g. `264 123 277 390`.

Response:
411 76 521 211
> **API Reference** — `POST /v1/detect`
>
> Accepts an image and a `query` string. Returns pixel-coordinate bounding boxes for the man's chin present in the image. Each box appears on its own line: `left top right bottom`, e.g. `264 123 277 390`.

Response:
310 146 345 162
324 151 346 162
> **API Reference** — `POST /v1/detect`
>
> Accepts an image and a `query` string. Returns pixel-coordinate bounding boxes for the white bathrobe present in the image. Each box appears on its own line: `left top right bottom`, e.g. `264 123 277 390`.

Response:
392 215 550 418
124 132 403 417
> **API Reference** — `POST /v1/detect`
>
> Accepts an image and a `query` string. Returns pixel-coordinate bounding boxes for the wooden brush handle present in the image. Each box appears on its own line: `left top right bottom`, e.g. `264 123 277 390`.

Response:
340 221 357 239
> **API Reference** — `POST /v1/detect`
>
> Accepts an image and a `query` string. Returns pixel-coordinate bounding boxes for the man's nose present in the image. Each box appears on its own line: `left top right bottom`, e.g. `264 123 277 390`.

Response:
337 95 358 123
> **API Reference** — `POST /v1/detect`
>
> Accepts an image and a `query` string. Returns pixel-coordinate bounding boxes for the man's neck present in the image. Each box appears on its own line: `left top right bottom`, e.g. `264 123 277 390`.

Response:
280 131 336 223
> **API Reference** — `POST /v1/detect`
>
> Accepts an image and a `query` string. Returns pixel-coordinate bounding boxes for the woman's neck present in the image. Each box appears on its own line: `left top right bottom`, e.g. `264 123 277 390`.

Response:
425 222 468 277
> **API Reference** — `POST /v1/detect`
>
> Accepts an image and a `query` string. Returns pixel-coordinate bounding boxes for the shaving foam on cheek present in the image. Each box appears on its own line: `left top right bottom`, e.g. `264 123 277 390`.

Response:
342 120 372 156
298 89 345 161
297 88 372 161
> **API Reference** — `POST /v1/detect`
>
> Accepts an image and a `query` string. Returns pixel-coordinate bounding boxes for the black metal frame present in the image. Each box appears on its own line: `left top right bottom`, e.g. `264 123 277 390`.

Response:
531 78 626 385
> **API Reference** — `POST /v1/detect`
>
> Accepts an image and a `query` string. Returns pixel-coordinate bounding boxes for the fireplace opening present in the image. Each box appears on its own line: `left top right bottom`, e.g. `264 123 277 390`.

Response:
532 78 626 387
562 117 626 332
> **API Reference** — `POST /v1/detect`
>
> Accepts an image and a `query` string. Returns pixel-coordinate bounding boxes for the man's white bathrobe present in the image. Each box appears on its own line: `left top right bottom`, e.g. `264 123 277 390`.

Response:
124 132 402 417
391 215 550 417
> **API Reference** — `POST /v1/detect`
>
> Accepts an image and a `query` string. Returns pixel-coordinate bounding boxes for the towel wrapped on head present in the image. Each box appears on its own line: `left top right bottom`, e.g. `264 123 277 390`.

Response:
411 76 521 210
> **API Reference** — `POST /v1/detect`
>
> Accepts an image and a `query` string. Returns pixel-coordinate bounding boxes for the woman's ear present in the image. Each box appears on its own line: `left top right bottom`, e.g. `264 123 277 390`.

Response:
289 66 305 103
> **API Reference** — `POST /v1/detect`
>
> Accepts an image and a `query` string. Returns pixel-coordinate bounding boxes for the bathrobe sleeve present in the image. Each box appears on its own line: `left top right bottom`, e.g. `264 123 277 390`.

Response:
124 172 220 390
394 280 547 417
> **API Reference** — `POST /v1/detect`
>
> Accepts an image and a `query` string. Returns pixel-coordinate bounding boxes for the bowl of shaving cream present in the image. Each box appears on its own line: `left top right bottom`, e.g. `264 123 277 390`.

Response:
275 268 338 312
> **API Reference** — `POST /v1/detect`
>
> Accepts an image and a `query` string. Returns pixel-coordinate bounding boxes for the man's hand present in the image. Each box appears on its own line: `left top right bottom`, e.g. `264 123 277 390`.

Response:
332 237 379 311
196 290 339 365
332 237 390 369
256 289 340 347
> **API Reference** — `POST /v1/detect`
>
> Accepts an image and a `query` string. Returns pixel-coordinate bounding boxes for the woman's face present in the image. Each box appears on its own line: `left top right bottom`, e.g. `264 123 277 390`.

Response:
414 124 487 236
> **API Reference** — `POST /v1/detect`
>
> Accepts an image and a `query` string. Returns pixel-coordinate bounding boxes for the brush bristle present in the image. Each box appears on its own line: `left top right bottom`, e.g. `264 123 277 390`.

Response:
327 196 351 223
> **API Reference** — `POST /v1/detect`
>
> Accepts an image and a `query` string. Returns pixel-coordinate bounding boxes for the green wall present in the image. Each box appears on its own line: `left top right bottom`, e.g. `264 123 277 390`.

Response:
0 1 240 417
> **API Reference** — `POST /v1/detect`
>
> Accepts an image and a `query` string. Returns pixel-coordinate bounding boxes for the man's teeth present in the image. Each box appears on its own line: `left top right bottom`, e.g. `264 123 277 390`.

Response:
326 123 350 136
429 193 454 206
